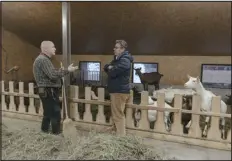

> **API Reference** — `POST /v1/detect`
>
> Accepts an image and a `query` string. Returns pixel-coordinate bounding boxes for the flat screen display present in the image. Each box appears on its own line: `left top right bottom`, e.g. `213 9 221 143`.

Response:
132 63 158 83
201 64 231 89
79 61 101 81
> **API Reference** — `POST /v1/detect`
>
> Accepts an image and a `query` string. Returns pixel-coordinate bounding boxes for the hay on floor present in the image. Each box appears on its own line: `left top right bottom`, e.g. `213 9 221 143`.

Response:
2 124 176 160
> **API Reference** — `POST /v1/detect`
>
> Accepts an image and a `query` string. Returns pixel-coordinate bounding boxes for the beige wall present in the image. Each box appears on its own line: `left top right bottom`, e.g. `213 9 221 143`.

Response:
56 55 231 85
1 28 230 85
1 28 40 82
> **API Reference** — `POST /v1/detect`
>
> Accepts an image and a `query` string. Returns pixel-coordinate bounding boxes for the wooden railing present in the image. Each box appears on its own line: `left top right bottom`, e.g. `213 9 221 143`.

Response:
1 81 231 151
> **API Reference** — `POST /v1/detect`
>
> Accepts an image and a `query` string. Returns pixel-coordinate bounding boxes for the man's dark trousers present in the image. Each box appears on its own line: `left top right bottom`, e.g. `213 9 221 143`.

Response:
39 88 61 134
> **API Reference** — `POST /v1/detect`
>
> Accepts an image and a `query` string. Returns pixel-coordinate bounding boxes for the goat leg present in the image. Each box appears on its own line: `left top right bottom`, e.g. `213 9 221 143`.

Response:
134 109 141 127
185 120 192 129
164 111 171 132
143 83 145 91
155 84 159 90
91 91 98 100
150 121 155 129
221 118 226 140
144 83 148 91
145 83 148 91
202 116 210 137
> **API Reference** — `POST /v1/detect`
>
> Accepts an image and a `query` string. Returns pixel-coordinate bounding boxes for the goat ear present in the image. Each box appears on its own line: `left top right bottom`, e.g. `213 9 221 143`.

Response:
196 76 200 82
187 74 190 79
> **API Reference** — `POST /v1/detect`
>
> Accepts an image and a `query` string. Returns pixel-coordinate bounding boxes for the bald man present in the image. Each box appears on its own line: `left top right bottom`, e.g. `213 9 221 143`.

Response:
33 41 78 135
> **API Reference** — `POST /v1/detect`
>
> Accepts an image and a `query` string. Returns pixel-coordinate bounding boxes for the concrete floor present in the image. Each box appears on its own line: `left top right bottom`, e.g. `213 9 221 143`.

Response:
2 117 231 160
143 138 231 160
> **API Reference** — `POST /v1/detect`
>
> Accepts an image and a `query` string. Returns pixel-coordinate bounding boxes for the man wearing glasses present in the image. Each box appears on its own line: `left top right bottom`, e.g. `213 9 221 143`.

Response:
104 40 134 136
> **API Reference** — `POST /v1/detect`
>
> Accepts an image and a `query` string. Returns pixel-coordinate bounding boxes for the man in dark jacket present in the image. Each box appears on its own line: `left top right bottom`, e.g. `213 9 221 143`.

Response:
104 40 134 136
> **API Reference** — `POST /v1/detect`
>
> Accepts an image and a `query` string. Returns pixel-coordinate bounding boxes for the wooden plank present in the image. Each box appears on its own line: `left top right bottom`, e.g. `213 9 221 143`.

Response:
139 91 150 130
207 96 222 140
171 94 183 135
96 88 105 124
188 95 201 138
155 93 166 133
83 87 92 122
2 92 231 118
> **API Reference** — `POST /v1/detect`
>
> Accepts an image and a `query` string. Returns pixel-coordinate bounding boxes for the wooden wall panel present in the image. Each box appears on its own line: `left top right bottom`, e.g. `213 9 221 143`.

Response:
2 2 231 55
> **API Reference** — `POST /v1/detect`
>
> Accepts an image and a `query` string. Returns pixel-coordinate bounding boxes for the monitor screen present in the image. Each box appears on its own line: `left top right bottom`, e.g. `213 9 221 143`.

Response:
201 64 231 89
79 61 101 81
132 63 158 83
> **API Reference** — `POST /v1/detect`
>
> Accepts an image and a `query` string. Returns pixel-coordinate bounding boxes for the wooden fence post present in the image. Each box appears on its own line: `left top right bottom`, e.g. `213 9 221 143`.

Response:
171 94 183 135
1 81 7 110
156 93 166 133
139 91 150 130
9 81 16 112
84 86 92 122
69 85 79 121
188 95 201 138
96 87 105 124
28 83 36 114
207 96 222 140
18 82 26 113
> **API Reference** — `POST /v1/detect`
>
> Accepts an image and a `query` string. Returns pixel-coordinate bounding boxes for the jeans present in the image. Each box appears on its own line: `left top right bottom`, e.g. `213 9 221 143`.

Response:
38 87 61 134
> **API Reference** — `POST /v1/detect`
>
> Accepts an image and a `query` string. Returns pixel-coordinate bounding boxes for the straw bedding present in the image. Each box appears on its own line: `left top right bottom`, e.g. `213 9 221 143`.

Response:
2 124 176 160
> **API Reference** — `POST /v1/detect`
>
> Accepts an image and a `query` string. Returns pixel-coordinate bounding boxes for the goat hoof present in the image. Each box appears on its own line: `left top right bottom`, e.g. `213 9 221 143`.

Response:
165 126 171 132
134 121 139 127
202 131 207 137
221 133 226 140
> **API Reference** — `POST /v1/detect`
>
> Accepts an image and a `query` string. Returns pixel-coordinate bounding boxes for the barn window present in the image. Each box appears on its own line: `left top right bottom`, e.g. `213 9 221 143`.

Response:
132 62 159 83
79 61 101 81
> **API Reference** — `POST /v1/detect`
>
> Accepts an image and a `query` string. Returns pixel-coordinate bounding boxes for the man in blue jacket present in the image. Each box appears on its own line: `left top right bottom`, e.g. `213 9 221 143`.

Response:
104 40 134 136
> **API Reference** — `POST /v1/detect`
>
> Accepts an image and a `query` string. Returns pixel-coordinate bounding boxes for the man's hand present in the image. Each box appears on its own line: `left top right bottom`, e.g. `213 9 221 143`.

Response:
108 65 113 70
68 63 78 72
104 64 113 72
104 64 110 72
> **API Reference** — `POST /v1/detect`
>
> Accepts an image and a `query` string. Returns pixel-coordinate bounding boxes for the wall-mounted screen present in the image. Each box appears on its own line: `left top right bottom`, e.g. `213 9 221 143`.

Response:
201 64 231 89
79 61 101 81
132 62 158 83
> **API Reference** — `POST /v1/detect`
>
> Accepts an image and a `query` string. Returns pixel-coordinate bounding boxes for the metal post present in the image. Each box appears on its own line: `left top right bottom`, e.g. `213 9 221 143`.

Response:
62 2 71 117
62 2 71 84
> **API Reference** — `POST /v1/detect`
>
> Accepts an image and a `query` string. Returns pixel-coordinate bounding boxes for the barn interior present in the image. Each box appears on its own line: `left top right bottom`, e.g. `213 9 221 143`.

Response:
1 2 232 156
1 2 231 93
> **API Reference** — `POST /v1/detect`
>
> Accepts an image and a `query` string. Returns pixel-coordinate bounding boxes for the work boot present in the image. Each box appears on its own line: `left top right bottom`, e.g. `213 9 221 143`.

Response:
51 118 61 135
41 116 50 132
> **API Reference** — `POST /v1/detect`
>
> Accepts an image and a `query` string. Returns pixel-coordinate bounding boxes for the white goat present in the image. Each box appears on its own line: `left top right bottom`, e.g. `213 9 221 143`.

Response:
132 87 173 131
149 96 174 131
147 96 157 127
184 75 227 139
145 96 173 131
133 96 155 127
91 90 98 100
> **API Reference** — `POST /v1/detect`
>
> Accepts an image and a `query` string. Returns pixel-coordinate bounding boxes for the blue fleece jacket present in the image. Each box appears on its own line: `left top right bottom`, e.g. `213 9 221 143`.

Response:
104 51 134 94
